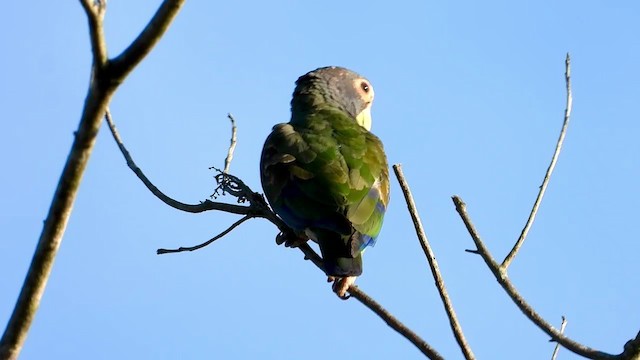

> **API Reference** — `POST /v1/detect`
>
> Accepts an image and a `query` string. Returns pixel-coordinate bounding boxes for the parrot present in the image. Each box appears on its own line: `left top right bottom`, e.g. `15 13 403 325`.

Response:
260 66 389 298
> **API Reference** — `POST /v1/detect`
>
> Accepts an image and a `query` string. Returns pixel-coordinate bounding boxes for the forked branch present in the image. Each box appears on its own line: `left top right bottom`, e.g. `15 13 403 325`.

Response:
453 197 612 359
0 2 186 359
452 54 640 360
452 55 639 360
453 197 639 359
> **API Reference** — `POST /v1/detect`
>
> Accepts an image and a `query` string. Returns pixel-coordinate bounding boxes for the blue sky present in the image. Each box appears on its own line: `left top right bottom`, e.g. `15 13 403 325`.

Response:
1 1 639 359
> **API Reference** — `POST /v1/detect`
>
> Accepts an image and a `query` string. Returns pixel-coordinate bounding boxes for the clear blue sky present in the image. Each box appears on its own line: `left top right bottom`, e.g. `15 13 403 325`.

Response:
1 1 639 359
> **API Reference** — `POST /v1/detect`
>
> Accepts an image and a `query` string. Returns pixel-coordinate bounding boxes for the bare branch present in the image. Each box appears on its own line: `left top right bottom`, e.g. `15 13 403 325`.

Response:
551 316 568 360
157 215 252 254
105 109 249 215
109 0 186 82
502 53 573 269
393 164 475 360
348 286 445 360
291 241 444 359
452 195 637 360
0 86 107 359
223 113 238 173
79 0 108 68
0 12 114 359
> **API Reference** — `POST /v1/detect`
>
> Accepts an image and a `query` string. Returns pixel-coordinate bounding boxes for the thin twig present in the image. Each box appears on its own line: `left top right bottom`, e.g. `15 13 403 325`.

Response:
393 164 475 360
223 113 237 173
452 196 624 360
551 316 568 360
105 109 441 360
502 53 573 269
105 109 249 215
349 286 445 360
157 215 252 254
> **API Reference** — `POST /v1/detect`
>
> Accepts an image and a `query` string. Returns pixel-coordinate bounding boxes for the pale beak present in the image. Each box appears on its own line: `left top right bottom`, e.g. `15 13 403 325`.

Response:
355 105 372 131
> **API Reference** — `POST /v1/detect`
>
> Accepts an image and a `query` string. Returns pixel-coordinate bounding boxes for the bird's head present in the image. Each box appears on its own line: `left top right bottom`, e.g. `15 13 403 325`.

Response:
291 66 374 130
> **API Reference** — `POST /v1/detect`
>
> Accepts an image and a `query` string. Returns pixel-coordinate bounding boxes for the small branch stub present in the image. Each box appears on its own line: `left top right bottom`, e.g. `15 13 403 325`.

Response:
223 113 237 174
550 316 568 360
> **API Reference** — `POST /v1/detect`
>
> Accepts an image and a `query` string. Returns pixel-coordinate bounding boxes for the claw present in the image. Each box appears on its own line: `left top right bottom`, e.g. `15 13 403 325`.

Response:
331 276 356 299
276 232 308 247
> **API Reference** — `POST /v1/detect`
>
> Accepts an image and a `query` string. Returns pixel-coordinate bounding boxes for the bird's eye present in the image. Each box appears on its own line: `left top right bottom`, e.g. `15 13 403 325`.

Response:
360 82 370 93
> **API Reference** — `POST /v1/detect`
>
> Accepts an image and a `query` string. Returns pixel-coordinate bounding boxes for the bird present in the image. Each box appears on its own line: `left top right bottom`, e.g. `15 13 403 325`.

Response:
260 66 389 298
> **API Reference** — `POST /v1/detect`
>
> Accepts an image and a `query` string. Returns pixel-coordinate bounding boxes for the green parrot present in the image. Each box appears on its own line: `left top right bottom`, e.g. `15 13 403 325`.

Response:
260 66 389 297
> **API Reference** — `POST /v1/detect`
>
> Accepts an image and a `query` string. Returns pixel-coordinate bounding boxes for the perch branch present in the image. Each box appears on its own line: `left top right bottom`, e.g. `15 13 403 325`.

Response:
502 53 573 270
349 286 445 360
453 196 640 360
105 110 442 360
393 164 475 360
551 316 568 360
296 243 324 270
223 113 237 173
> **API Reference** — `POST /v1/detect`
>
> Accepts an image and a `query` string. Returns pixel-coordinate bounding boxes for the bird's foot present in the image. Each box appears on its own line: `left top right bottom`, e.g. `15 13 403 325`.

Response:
275 232 308 248
329 276 357 300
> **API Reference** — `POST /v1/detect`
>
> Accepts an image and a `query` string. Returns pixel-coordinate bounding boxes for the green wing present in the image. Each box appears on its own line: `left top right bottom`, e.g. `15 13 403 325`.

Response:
260 107 389 276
